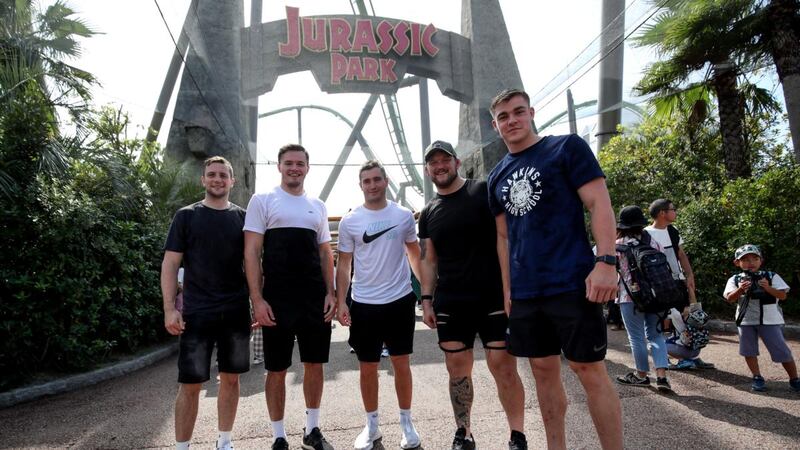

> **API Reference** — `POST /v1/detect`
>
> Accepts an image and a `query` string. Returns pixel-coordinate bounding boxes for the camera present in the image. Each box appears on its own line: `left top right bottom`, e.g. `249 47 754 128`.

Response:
743 270 768 296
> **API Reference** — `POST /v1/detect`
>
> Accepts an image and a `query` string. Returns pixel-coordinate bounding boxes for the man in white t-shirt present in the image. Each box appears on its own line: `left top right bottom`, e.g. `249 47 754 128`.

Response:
644 199 696 304
336 160 423 450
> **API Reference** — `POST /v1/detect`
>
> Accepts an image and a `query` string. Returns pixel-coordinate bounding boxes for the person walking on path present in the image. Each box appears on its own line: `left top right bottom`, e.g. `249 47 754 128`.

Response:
161 156 250 450
418 140 527 450
487 88 623 450
336 160 423 450
244 144 336 450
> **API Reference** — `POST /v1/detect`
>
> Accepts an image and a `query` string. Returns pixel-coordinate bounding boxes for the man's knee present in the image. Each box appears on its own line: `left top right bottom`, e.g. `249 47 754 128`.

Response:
486 349 517 376
218 372 240 387
530 355 561 376
567 361 610 387
266 369 287 382
444 347 473 376
178 382 203 396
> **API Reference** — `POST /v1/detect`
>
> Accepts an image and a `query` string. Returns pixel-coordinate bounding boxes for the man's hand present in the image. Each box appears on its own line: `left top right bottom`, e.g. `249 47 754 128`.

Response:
585 263 618 303
252 296 276 326
421 300 436 329
337 302 351 327
323 293 337 322
164 309 185 335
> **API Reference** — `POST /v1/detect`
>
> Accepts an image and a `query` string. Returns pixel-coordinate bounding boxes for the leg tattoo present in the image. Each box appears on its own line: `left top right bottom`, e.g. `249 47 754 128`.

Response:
449 376 473 429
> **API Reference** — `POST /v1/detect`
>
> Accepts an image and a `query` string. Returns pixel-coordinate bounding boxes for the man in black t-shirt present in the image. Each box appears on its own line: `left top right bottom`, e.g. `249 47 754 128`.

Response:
418 141 526 450
161 156 250 450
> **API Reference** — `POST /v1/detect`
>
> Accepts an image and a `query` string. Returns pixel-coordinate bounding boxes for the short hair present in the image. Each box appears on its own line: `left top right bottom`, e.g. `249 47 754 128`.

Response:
278 144 309 163
490 88 531 115
359 160 387 182
203 156 233 177
648 199 673 218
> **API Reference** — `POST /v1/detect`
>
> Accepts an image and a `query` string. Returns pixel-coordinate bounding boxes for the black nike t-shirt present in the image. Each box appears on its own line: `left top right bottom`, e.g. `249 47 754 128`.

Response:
418 179 503 305
164 202 249 314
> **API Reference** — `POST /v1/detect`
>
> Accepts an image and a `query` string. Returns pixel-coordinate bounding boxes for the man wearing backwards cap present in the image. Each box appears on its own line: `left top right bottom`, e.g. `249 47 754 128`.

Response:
418 141 527 450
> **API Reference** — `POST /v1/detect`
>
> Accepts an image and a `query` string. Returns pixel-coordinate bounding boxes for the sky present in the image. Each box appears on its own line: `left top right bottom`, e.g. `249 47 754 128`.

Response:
63 0 663 215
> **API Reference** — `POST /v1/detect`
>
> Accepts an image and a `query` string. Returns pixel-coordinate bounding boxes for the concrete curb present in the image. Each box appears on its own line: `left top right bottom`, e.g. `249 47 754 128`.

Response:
0 343 178 409
707 319 800 339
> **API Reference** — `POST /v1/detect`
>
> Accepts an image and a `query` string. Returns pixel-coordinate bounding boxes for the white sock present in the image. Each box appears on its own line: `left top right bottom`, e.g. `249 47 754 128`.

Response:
218 431 231 446
306 408 320 434
271 420 286 439
399 408 412 423
176 442 190 450
366 410 379 431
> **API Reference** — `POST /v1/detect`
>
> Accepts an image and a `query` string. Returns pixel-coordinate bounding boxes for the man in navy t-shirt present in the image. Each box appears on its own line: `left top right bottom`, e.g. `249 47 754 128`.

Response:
488 89 623 450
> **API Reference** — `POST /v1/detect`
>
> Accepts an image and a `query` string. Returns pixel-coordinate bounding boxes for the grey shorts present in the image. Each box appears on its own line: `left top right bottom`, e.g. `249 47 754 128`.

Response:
738 325 794 362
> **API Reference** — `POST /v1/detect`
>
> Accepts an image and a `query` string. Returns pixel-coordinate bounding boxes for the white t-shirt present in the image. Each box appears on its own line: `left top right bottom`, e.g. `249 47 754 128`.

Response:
337 201 417 304
243 186 331 243
724 272 790 325
644 225 684 280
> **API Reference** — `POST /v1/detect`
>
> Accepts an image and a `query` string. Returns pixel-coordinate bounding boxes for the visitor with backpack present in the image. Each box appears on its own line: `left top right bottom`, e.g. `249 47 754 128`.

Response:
645 199 695 306
723 244 799 392
613 206 674 392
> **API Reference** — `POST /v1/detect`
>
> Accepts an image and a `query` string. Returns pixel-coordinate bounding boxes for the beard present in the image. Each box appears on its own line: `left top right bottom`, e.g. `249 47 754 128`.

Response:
431 171 458 189
205 186 229 199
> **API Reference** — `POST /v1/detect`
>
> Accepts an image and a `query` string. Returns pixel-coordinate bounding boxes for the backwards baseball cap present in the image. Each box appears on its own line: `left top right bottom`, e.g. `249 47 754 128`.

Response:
735 244 762 260
424 140 457 162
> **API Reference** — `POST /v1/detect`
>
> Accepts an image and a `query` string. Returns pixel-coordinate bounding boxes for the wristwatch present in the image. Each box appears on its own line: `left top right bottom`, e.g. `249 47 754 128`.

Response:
594 255 617 266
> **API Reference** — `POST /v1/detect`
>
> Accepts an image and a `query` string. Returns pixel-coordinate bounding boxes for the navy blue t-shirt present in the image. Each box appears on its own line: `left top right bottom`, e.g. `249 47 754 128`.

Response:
487 134 604 299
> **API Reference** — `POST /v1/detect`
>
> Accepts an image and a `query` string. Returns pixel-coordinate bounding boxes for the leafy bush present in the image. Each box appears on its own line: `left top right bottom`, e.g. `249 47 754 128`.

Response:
0 105 198 391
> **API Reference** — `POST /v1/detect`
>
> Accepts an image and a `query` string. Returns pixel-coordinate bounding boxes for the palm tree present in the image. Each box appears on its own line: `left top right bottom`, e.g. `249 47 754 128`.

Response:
756 0 800 162
634 0 761 179
0 0 95 195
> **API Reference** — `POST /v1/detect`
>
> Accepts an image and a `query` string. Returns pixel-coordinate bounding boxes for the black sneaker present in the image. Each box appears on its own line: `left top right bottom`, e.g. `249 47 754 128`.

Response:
452 427 475 450
508 430 527 450
616 372 650 386
302 427 333 450
656 377 673 393
272 437 289 450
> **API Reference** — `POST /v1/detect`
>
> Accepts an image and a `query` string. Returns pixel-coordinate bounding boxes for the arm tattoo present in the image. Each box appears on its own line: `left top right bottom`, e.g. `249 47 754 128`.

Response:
449 376 473 429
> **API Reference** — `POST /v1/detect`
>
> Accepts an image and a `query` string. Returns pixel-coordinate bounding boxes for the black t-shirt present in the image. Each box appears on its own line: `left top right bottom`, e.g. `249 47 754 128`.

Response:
418 179 503 306
164 201 249 314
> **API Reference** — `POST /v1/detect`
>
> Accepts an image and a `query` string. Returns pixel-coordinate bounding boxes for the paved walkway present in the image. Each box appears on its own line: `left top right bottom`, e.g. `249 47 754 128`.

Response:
1 314 799 449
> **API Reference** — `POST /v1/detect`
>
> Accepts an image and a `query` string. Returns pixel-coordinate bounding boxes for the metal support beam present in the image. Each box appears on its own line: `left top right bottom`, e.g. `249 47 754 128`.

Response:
419 78 433 203
319 95 380 201
567 89 577 135
146 0 196 142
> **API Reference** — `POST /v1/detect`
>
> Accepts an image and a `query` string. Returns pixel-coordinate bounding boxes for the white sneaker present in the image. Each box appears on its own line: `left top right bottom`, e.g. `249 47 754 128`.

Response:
354 425 382 450
399 419 420 449
216 439 234 450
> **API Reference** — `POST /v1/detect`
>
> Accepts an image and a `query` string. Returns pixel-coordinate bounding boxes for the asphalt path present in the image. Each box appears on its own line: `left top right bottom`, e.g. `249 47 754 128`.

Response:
2 310 799 449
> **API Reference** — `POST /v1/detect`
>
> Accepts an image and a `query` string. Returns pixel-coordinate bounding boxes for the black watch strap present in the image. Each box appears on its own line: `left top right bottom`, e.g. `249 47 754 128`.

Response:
595 254 617 266
421 294 433 301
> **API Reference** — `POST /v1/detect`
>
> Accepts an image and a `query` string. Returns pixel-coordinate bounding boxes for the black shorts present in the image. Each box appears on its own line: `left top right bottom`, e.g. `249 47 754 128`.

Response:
262 296 332 372
349 292 417 362
507 289 607 363
434 299 507 351
178 306 251 383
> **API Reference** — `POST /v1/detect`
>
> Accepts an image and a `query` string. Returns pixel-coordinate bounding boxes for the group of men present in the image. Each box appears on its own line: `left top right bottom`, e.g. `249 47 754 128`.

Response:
161 88 625 450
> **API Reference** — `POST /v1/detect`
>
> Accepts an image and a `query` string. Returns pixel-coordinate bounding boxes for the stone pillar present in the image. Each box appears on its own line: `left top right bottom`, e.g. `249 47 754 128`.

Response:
457 0 525 179
165 0 253 207
596 0 625 151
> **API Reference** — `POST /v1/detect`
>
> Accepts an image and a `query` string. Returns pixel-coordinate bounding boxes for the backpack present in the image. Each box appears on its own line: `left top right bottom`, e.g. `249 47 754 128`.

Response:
617 231 689 314
679 324 709 350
